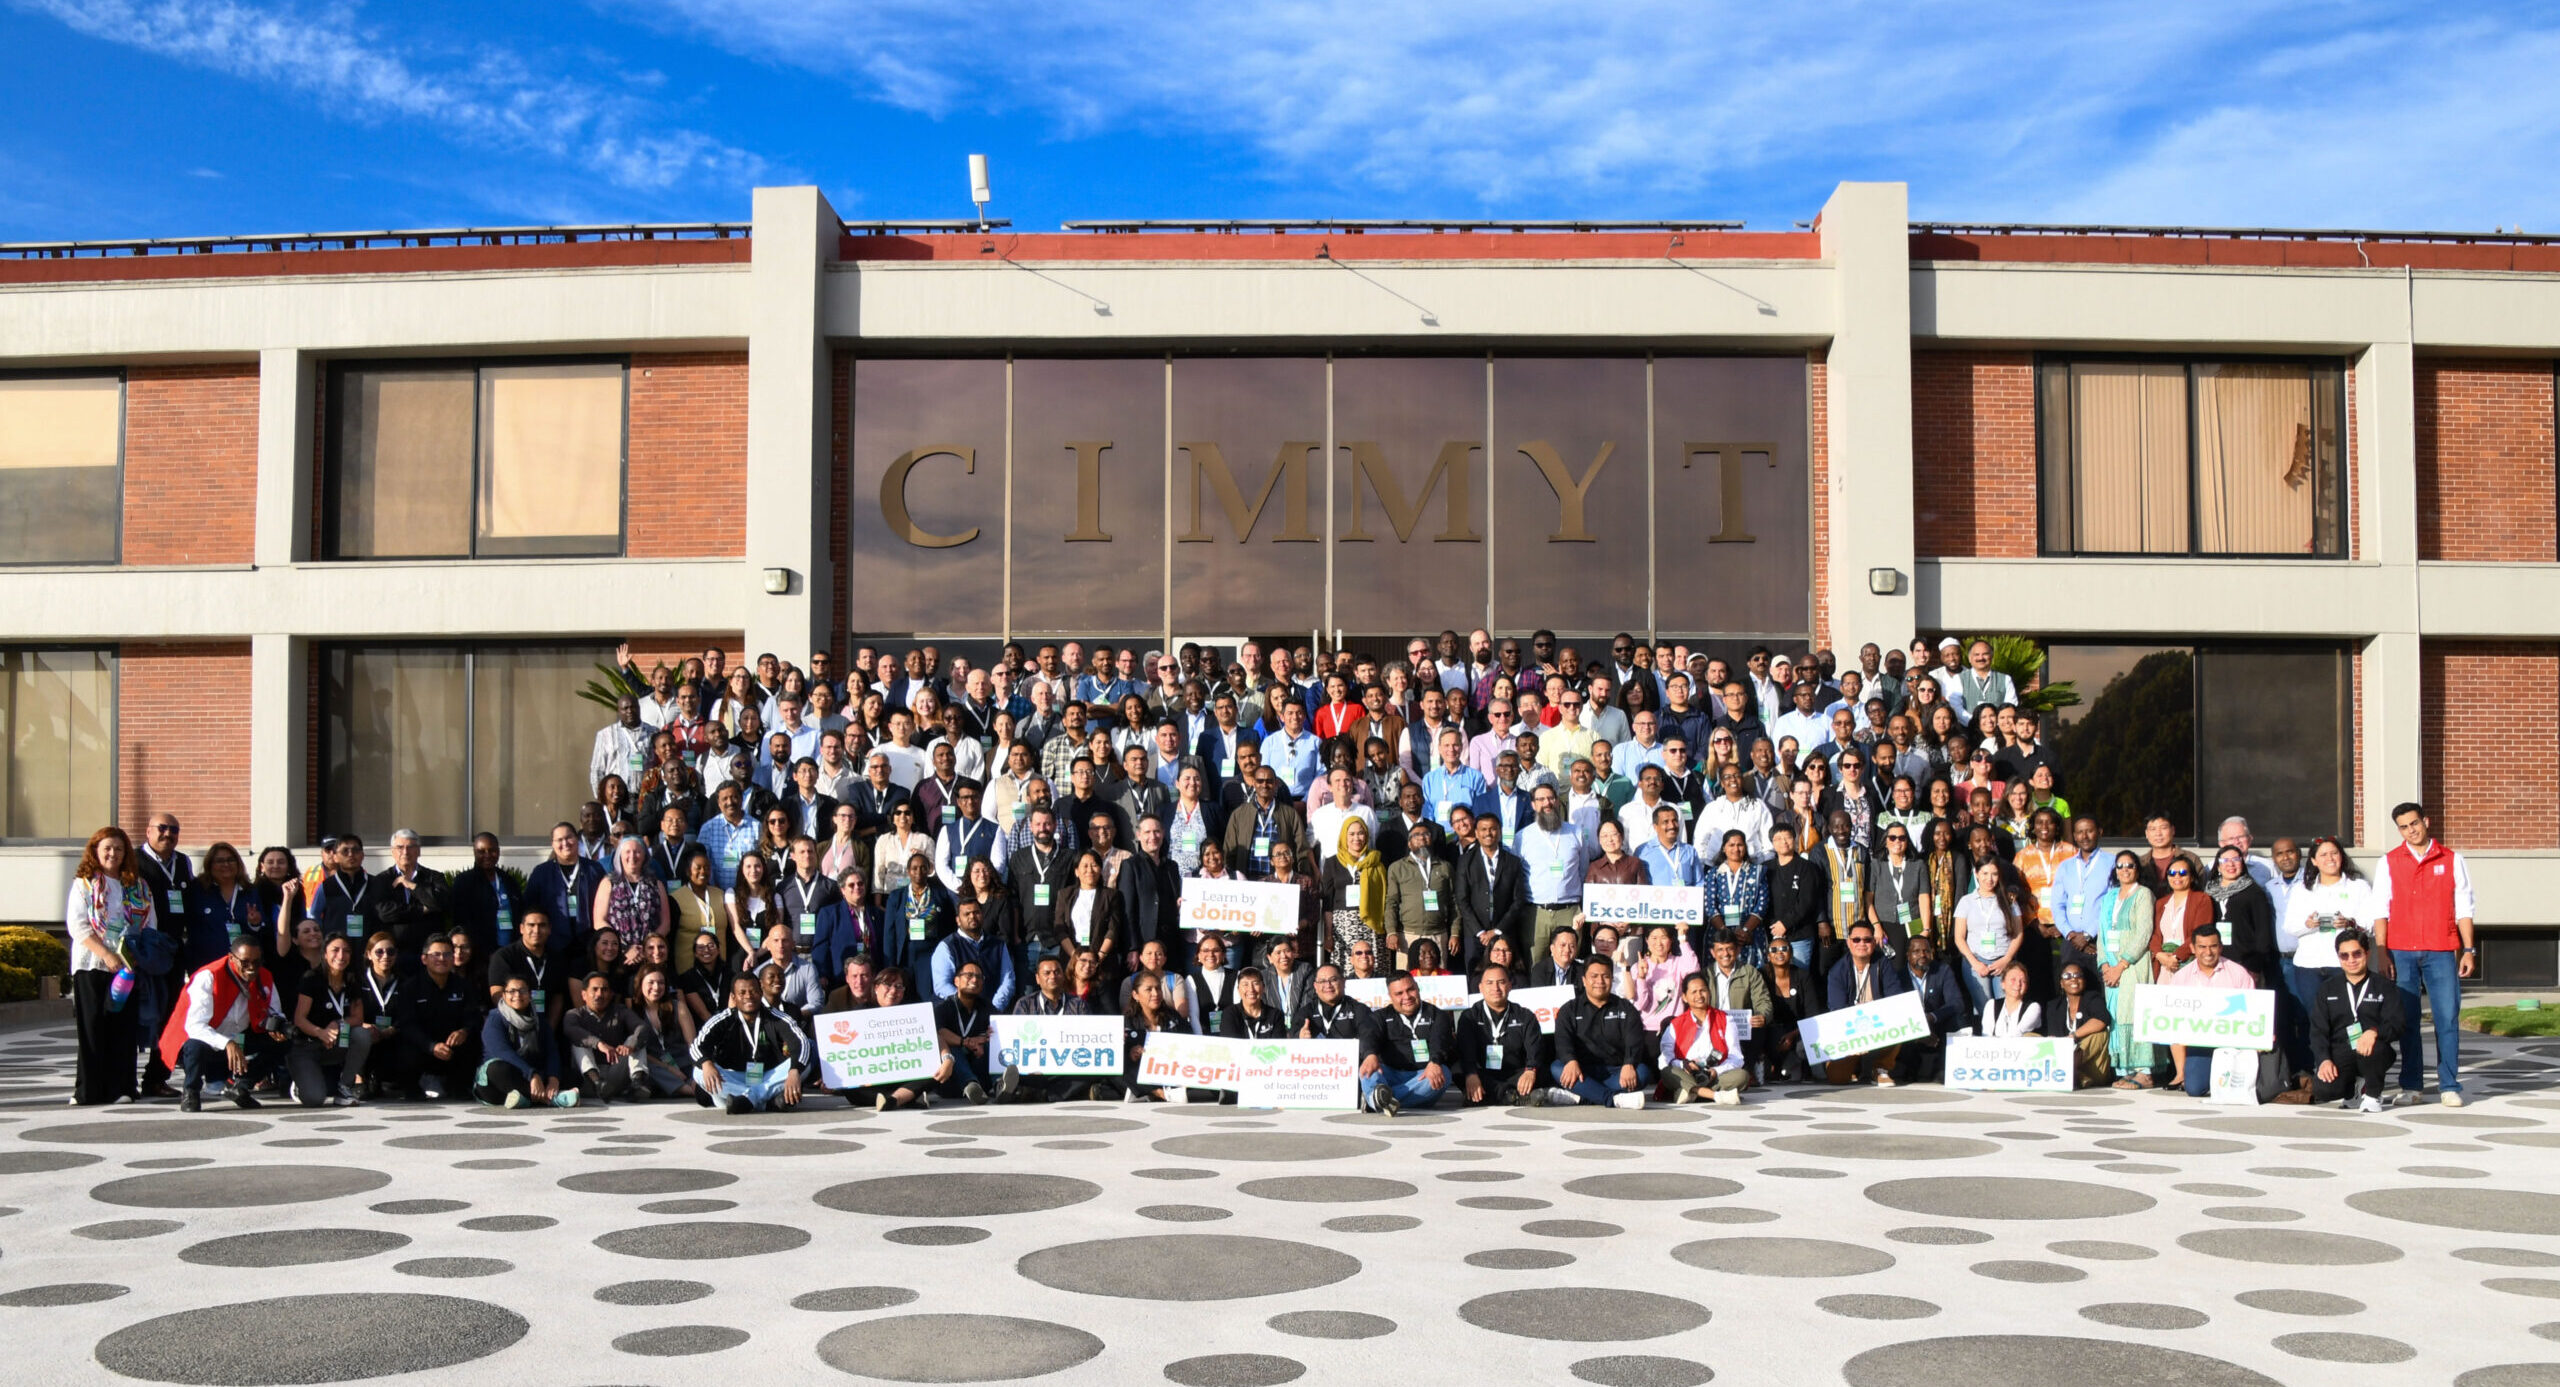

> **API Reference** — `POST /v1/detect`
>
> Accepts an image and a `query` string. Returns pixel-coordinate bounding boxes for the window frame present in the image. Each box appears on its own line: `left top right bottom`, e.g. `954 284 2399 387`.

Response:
321 355 630 562
0 367 126 568
316 638 613 846
2033 352 2349 561
0 643 119 845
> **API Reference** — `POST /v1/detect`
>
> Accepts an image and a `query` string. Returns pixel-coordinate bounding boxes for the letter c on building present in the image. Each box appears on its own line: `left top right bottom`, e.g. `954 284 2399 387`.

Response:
880 444 980 549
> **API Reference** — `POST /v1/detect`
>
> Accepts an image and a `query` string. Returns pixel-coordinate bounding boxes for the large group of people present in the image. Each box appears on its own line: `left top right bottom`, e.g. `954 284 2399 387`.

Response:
65 631 2477 1121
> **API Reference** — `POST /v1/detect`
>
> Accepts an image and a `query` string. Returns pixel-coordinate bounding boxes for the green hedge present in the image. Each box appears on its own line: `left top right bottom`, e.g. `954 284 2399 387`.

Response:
0 927 67 985
0 963 33 1003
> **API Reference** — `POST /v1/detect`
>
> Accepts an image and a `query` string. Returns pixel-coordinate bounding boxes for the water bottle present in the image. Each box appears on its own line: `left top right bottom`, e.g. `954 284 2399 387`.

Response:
107 968 136 1012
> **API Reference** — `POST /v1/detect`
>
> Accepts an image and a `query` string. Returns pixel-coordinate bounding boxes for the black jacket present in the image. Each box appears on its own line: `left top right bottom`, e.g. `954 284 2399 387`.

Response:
1372 1002 1454 1071
1218 1003 1291 1040
1553 993 1648 1071
371 867 452 955
2211 882 2280 986
392 967 485 1048
1456 999 1546 1076
1301 995 1380 1060
693 1007 805 1072
2309 971 2404 1053
1453 846 1533 963
1904 959 1971 1037
1119 852 1184 955
1007 844 1078 946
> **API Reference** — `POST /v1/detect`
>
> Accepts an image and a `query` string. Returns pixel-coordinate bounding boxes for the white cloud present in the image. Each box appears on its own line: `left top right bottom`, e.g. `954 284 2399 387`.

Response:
19 0 765 193
621 0 2559 227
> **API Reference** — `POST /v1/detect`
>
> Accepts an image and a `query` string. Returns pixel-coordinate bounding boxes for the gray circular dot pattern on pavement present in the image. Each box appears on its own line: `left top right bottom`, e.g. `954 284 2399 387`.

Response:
2273 1333 2417 1363
1019 1234 1360 1300
1866 1177 2157 1221
815 1172 1101 1218
0 1151 100 1173
2203 1205 2302 1223
2081 1302 2208 1329
793 1285 919 1312
459 1214 555 1233
23 1118 264 1144
1151 1133 1391 1162
0 1282 126 1306
1134 1167 1220 1181
1439 1170 1525 1182
1163 1353 1306 1386
2532 1324 2560 1343
1139 1204 1233 1222
614 1325 750 1356
1324 1214 1420 1232
708 1138 862 1158
1470 1247 1577 1269
1819 1294 1940 1320
1563 1173 1742 1202
2175 1183 2262 1197
180 1227 410 1267
2048 1240 2157 1260
640 1198 736 1214
1972 1260 2086 1283
89 1164 392 1208
1885 1225 1992 1245
72 1219 183 1240
2346 1187 2560 1235
1237 1176 1416 1204
1673 1236 1895 1277
1526 1219 1623 1238
2178 1229 2403 1265
1569 1354 1715 1387
395 1257 512 1278
593 1221 813 1260
2096 1136 2250 1155
2407 1165 2492 1178
372 1199 469 1215
597 1279 713 1306
1459 1196 1550 1211
1841 1336 2283 1387
1766 1133 2001 1161
559 1168 737 1196
1514 1105 1706 1125
385 1132 542 1151
1459 1286 1711 1341
886 1225 990 1246
1562 1129 1706 1148
1269 1310 1396 1339
929 1115 1145 1137
2486 1279 2560 1301
2456 1366 2560 1387
816 1313 1103 1382
93 1292 528 1386
2235 1288 2365 1316
1683 1206 1780 1224
2459 1248 2560 1268
2185 1116 2405 1140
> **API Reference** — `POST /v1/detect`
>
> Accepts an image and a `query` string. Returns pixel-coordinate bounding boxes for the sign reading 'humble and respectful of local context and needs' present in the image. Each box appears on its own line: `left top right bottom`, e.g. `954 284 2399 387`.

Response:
1581 883 1706 929
1131 1032 1362 1109
989 1015 1124 1076
1943 1036 2074 1093
813 1003 941 1088
1796 991 1931 1063
1178 878 1303 936
2129 986 2277 1052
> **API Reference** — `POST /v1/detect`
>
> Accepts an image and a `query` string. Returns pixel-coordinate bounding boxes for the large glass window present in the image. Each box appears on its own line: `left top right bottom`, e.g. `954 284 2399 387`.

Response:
0 374 122 564
327 361 625 559
2 648 116 842
2039 358 2344 558
321 643 604 842
2046 641 2351 842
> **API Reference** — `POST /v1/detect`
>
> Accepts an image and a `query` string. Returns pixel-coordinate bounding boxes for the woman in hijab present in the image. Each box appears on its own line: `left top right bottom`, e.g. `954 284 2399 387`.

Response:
1318 817 1387 970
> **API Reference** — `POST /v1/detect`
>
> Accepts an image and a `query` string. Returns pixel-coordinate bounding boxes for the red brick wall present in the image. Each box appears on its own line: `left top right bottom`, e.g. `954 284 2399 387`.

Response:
1911 351 2037 558
2414 359 2556 562
119 642 253 846
1809 352 1829 648
122 364 258 566
2419 639 2558 848
626 351 748 559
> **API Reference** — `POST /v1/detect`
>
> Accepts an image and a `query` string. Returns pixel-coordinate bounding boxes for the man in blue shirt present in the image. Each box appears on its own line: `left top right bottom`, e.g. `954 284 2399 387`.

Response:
1422 727 1494 832
1516 784 1590 957
696 785 760 891
2049 815 2116 954
1260 699 1323 800
930 899 1017 1012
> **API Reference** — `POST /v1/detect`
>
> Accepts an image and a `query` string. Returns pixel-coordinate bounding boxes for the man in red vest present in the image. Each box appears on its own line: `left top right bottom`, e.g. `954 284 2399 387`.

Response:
2374 800 2477 1107
159 935 290 1112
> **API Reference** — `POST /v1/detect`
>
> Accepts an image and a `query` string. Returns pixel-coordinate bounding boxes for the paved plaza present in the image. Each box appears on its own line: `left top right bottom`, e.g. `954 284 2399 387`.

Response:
0 1020 2557 1386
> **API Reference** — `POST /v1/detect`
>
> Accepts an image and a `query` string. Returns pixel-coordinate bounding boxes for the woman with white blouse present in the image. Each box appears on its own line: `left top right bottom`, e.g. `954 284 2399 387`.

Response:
1952 859 2021 1012
1981 961 2042 1037
68 826 158 1106
872 802 935 909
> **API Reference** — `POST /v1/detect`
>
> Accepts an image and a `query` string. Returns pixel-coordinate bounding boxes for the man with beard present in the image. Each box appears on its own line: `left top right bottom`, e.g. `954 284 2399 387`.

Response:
1517 784 1588 958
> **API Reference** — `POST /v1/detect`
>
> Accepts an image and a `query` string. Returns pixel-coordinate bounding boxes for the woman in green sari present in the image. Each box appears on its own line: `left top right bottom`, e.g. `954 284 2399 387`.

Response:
2095 850 2159 1088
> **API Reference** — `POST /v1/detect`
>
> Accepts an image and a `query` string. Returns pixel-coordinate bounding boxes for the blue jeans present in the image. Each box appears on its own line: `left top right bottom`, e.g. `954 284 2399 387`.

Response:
2180 1048 2217 1097
1360 1066 1447 1110
1548 1058 1654 1107
715 1065 794 1110
2390 948 2463 1094
2278 959 2327 1077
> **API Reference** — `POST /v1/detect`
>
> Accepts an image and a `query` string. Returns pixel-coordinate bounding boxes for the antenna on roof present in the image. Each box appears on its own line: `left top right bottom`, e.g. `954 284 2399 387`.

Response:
968 155 992 233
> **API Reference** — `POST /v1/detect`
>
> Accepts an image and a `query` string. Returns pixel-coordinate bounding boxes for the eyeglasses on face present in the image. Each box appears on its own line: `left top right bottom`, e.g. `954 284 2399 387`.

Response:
2166 869 2191 879
2336 946 2367 960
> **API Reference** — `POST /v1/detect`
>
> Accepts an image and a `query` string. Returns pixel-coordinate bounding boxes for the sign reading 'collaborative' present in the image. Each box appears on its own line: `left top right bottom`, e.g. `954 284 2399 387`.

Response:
2129 986 2276 1052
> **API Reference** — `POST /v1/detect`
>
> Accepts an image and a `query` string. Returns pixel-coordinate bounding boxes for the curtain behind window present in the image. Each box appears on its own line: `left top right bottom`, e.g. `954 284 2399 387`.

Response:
325 647 468 838
2070 362 2188 553
0 377 122 564
337 370 474 558
479 364 622 555
2 649 115 840
2195 364 2316 554
472 646 600 838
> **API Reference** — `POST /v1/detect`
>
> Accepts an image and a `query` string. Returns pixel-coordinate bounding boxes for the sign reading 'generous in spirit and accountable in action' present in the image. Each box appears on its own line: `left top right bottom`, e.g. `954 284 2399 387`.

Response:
850 355 1811 638
814 1003 940 1088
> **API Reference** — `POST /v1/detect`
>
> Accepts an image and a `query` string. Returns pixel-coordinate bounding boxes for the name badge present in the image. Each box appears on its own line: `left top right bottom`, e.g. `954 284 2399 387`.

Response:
1722 905 1743 923
1253 836 1272 859
1180 827 1204 848
1221 759 1237 778
1410 1036 1432 1064
1207 1008 1224 1033
344 916 363 938
336 1024 349 1048
1033 884 1052 907
1438 801 1457 823
1483 1043 1505 1069
1724 1008 1754 1041
942 805 959 823
1422 890 1440 912
2346 1021 2364 1042
908 916 928 941
1897 903 1914 926
225 921 243 943
1676 802 1694 821
746 1061 767 1083
1342 886 1359 908
166 889 185 917
1837 882 1856 901
1502 826 1518 847
798 911 817 937
497 906 516 940
531 988 547 1013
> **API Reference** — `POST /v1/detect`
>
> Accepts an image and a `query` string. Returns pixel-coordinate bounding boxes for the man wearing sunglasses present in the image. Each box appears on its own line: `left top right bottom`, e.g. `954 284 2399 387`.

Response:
2308 926 2402 1112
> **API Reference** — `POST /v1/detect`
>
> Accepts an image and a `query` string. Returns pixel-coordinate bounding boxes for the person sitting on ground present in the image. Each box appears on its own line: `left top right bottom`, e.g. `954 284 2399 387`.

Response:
2164 922 2253 1097
1660 971 1747 1106
1002 954 1106 1104
931 959 997 1105
1549 956 1652 1108
165 934 290 1112
628 967 700 1100
476 975 573 1109
1121 969 1192 1104
860 967 939 1112
1981 960 2042 1037
2310 926 2402 1113
2042 959 2113 1090
1217 967 1290 1042
693 973 806 1114
289 934 374 1107
564 971 650 1104
1363 972 1455 1117
388 934 483 1101
1458 962 1546 1105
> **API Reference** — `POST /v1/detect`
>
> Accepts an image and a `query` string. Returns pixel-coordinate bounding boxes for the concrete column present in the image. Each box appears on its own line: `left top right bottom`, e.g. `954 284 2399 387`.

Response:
744 187 839 660
254 347 315 567
248 632 306 848
1819 183 1916 655
2357 337 2423 846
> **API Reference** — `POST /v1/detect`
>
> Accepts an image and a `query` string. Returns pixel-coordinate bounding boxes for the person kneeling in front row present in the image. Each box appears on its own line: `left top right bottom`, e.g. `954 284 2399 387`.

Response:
1661 972 1748 1105
1549 956 1652 1108
164 935 291 1111
1458 963 1546 1105
1363 972 1454 1117
2310 926 2402 1113
477 976 576 1108
694 974 806 1114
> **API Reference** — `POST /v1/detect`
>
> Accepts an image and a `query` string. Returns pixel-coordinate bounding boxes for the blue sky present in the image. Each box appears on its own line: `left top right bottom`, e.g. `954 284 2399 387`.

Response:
3 1 2556 241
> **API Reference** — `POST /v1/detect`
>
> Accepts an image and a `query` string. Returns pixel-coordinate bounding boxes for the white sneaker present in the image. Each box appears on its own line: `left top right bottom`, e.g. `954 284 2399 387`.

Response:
418 1076 446 1101
503 1090 526 1109
2359 1096 2384 1114
1545 1087 1582 1106
1611 1092 1646 1110
2442 1091 2466 1108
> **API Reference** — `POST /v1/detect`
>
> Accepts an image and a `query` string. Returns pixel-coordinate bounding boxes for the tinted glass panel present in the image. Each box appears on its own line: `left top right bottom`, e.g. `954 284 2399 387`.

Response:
472 646 604 839
1331 357 1486 635
850 358 1007 633
334 368 474 558
2046 643 2194 838
1653 356 1811 637
1 648 115 841
1170 357 1326 636
2196 647 2350 841
0 377 120 565
1009 358 1164 635
1493 358 1648 632
479 363 623 557
324 646 468 839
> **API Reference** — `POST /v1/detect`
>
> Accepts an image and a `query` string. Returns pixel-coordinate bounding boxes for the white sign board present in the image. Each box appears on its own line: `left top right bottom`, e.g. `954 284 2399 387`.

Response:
1796 991 1930 1063
1582 883 1704 929
1131 1032 1358 1109
1944 1035 2074 1093
813 1003 940 1088
2130 985 2276 1052
1179 878 1303 936
989 1014 1123 1076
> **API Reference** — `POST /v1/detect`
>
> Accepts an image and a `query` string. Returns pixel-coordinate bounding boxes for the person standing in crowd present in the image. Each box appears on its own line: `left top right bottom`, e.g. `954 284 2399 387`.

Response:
2096 851 2159 1088
2276 837 2375 1094
2373 801 2477 1106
